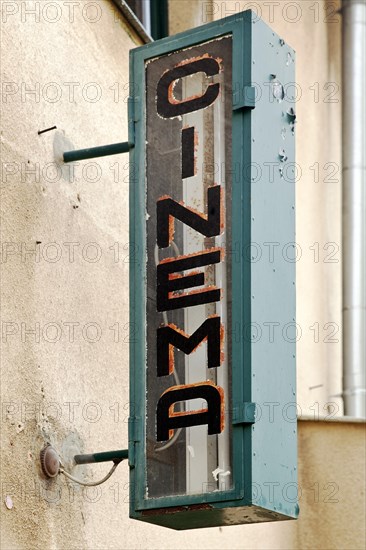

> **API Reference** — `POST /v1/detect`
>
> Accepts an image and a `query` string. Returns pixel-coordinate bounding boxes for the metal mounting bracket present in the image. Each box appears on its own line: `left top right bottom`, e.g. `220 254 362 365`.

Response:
233 86 256 110
74 449 129 464
232 402 257 424
63 141 133 163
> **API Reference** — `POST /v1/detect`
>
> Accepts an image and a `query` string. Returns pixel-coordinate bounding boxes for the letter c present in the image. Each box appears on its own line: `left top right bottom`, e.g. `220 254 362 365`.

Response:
156 57 220 118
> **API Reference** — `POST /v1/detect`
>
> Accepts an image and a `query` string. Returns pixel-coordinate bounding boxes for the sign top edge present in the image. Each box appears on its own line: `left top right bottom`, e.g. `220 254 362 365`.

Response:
129 10 295 62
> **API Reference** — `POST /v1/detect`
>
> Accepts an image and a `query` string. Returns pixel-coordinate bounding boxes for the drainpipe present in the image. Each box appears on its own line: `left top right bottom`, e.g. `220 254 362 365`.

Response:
341 0 366 417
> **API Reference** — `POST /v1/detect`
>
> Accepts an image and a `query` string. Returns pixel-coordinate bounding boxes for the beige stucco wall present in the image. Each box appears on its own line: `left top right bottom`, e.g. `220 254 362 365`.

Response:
1 1 363 549
296 419 365 550
1 2 139 547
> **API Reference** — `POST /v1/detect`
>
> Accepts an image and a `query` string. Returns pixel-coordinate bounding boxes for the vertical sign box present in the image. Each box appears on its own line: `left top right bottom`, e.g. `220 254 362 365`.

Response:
129 11 297 529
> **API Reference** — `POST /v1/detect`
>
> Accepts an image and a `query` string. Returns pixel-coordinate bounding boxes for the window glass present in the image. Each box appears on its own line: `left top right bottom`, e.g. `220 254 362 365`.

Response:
145 35 233 499
125 0 169 39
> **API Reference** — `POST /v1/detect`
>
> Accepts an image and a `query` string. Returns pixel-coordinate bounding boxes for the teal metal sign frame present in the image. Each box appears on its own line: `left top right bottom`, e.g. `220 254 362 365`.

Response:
129 10 297 529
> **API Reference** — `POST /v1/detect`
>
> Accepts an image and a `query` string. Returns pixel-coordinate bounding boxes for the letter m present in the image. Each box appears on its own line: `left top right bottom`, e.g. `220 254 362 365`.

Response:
157 316 222 377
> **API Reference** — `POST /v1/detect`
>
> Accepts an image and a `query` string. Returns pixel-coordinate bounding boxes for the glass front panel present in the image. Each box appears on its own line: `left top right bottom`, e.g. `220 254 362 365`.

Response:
145 36 232 499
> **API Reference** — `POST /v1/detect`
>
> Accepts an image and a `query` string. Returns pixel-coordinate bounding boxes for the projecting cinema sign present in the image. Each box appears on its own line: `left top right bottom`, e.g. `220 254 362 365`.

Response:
129 11 297 530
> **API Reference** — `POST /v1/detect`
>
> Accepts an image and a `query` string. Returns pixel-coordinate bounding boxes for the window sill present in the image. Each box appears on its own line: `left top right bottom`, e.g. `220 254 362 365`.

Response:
299 415 365 423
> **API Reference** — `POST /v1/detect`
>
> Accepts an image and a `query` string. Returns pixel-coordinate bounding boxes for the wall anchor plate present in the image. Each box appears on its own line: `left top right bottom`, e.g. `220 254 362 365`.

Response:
40 444 60 478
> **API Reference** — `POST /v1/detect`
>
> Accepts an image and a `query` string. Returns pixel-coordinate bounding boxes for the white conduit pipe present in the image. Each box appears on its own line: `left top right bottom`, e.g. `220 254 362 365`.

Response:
341 0 366 417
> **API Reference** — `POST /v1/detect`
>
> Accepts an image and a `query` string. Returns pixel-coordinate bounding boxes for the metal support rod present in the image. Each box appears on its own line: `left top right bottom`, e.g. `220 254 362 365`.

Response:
74 449 128 465
341 0 366 417
63 141 133 163
150 0 169 39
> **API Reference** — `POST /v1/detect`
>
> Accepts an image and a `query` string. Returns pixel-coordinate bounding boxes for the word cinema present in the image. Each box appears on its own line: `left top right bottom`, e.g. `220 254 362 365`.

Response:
145 36 232 498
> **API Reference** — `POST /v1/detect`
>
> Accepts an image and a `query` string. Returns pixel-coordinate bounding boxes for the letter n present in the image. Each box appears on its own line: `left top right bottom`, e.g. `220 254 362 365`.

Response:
157 185 222 248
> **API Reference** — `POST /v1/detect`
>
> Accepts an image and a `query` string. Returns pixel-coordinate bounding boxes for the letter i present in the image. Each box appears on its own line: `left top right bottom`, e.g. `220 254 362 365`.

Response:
181 126 195 179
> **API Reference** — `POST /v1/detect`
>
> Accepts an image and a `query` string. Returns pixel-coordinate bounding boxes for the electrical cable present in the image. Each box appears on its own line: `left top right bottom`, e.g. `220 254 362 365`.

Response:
59 461 121 487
